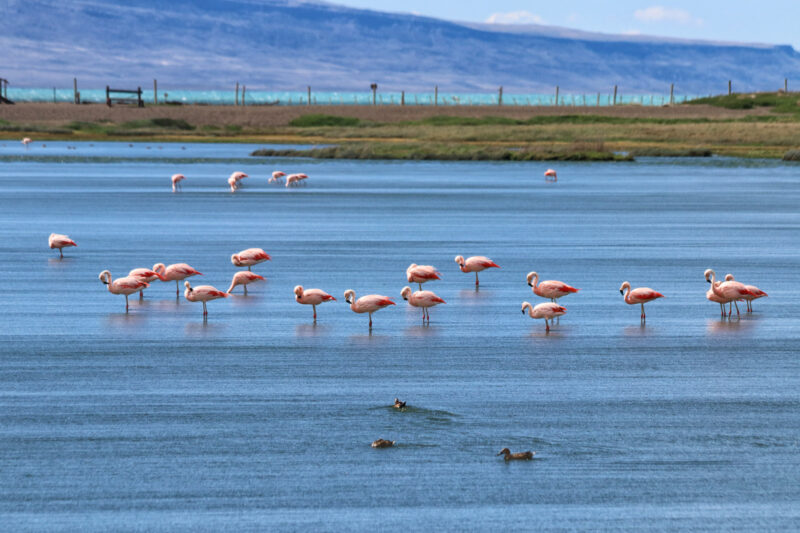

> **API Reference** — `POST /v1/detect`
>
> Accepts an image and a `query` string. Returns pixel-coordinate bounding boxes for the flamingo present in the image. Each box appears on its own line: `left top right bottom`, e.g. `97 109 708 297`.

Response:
230 171 248 183
619 281 664 319
152 263 202 295
294 285 336 320
544 169 557 181
704 269 752 317
497 448 535 461
184 281 228 316
454 255 500 286
285 173 308 187
171 174 185 192
406 264 441 291
526 272 579 302
227 176 239 193
48 233 77 258
400 286 445 322
227 271 265 295
724 274 767 313
129 268 166 300
231 248 271 271
269 171 286 183
98 270 148 311
521 301 566 332
706 282 729 317
21 137 32 148
344 289 395 328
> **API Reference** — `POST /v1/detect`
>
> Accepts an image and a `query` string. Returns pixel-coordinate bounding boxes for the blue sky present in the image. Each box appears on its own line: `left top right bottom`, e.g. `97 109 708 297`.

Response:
331 1 800 50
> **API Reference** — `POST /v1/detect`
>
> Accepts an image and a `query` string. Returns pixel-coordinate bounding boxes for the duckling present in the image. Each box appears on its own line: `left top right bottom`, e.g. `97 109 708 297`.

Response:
393 398 407 410
371 439 395 448
496 448 535 461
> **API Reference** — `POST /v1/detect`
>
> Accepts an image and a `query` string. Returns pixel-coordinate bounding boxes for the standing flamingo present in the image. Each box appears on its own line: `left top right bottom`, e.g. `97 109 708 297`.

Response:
227 271 265 295
294 285 336 320
269 171 286 183
227 176 239 193
619 281 664 319
98 271 149 311
171 174 185 192
285 173 308 187
344 289 395 328
724 274 767 313
521 301 566 332
401 286 445 322
231 248 271 271
406 264 441 291
704 269 752 317
152 263 202 295
706 282 729 317
129 268 166 300
21 137 32 149
526 272 579 302
230 171 248 183
454 255 500 286
544 169 557 181
48 233 77 258
184 281 228 316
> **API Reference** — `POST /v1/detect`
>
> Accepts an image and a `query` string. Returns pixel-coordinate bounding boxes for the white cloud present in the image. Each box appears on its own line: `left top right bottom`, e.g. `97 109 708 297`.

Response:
485 11 545 25
634 6 703 25
622 29 642 35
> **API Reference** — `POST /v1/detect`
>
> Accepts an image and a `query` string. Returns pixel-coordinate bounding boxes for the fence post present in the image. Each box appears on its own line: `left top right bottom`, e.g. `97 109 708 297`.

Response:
307 86 311 106
554 86 559 106
401 90 405 106
596 93 600 107
613 85 618 106
73 78 78 104
371 83 377 105
153 79 157 104
52 87 56 103
728 80 732 95
106 85 111 106
235 82 239 105
242 85 246 106
785 78 788 92
137 87 143 107
498 86 503 106
670 83 674 105
434 85 438 106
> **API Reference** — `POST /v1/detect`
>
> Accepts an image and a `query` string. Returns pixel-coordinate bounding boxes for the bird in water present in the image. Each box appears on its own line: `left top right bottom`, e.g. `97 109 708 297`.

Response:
371 439 395 448
393 398 407 409
496 448 535 461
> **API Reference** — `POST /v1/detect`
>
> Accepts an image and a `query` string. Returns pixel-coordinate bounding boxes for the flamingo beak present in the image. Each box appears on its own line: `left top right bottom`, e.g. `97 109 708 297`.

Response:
527 282 532 287
619 289 624 295
520 309 525 314
706 279 711 284
403 296 408 301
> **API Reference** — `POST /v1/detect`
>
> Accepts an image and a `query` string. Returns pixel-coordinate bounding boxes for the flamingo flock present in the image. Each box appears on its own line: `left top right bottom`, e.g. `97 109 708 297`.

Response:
172 170 311 193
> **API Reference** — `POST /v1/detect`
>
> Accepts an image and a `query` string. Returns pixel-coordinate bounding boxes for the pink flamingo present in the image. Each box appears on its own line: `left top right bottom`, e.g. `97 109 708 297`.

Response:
231 248 271 271
406 264 441 291
21 137 32 149
48 233 77 258
171 174 185 192
619 281 664 319
706 282 729 317
724 274 767 313
129 267 166 300
98 270 149 311
454 255 500 286
521 301 566 332
152 263 203 295
344 289 395 328
294 285 336 320
227 271 265 295
228 176 239 193
704 269 752 317
230 171 248 183
544 169 557 181
401 286 445 322
269 171 286 183
184 281 228 316
285 173 308 187
526 272 579 302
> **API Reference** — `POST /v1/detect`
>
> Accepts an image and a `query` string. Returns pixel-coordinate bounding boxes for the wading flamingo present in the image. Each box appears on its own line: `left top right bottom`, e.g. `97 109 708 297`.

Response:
129 268 166 300
724 273 767 313
227 271 265 295
230 171 248 184
497 448 535 461
294 285 336 320
48 233 77 258
98 271 148 311
401 286 445 322
344 289 395 328
269 171 286 183
227 176 239 193
521 301 566 332
171 174 185 192
526 272 579 302
619 281 664 319
21 137 32 148
704 269 752 317
454 255 500 286
184 281 228 316
285 173 308 187
153 263 202 295
544 169 557 181
706 282 729 317
406 264 441 291
231 248 271 271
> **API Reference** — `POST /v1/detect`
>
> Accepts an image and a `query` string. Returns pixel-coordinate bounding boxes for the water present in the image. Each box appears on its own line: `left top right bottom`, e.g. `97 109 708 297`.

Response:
1 142 799 531
7 88 696 107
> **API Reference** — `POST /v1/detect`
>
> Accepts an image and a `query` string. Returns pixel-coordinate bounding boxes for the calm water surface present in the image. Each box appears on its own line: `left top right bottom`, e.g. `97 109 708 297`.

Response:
1 142 799 531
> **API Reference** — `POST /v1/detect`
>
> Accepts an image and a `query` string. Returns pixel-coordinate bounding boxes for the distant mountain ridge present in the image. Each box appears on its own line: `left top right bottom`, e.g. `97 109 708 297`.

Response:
2 0 799 93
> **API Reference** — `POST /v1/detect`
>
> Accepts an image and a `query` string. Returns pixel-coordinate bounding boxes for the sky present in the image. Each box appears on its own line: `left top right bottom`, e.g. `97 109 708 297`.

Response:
330 1 800 50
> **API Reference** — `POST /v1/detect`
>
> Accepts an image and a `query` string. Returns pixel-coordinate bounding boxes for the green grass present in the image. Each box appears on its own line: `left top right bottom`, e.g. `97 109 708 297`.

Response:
783 149 800 161
119 118 195 130
289 114 361 127
689 92 800 114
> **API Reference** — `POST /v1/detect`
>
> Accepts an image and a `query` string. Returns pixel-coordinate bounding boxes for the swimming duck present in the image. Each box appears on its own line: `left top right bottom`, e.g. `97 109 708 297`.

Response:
496 448 535 461
371 439 395 448
393 398 406 409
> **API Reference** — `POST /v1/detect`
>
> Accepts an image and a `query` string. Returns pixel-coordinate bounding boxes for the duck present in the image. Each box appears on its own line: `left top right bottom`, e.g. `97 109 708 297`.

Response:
496 448 535 461
371 439 395 448
393 398 407 409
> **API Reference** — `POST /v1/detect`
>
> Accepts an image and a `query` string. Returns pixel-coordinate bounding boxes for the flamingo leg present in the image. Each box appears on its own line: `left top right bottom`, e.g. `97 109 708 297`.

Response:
313 305 317 320
125 294 129 311
59 248 63 258
139 290 144 301
243 284 248 296
728 302 732 317
734 301 740 316
475 272 479 286
176 280 180 296
418 283 423 291
247 266 251 272
641 303 645 319
369 313 373 328
203 301 208 316
545 319 550 332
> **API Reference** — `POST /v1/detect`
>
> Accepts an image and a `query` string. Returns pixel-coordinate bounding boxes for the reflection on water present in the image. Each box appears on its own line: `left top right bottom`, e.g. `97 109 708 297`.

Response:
405 325 438 337
184 319 226 334
46 257 76 267
623 322 653 336
104 312 147 328
228 293 263 307
295 323 330 337
706 317 756 335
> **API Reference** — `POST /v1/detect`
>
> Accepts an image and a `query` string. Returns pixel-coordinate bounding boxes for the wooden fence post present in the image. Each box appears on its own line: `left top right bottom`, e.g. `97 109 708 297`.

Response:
401 90 405 106
785 78 788 92
235 82 239 105
670 83 674 105
498 86 503 106
596 93 600 107
728 80 732 95
137 87 143 107
242 85 246 106
52 87 56 103
106 86 111 106
307 86 311 106
371 83 377 105
613 85 618 106
434 85 438 106
153 79 157 104
554 86 559 106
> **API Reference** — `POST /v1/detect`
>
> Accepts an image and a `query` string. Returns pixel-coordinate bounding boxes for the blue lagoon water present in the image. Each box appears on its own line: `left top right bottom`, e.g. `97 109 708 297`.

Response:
1 142 799 531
